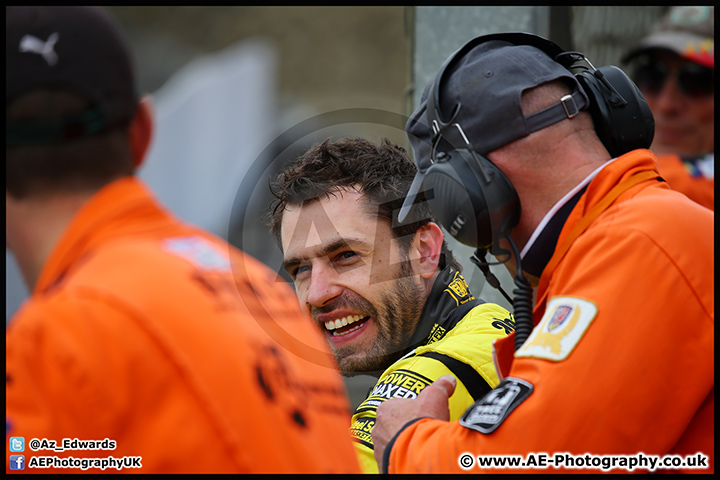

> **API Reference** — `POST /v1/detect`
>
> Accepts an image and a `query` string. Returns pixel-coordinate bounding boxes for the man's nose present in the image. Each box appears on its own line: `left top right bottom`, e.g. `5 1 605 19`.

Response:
652 70 685 113
305 261 343 307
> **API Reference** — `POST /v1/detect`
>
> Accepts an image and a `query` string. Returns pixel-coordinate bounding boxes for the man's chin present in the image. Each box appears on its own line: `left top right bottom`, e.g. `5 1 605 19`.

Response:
340 367 385 378
336 354 380 378
335 349 405 378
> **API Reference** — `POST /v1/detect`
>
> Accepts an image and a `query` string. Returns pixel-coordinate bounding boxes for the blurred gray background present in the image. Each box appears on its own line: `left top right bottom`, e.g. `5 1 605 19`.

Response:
6 6 668 407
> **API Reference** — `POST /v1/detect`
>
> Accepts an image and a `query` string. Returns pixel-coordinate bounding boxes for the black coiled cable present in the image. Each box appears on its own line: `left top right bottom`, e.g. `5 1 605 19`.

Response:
507 236 533 351
511 274 533 351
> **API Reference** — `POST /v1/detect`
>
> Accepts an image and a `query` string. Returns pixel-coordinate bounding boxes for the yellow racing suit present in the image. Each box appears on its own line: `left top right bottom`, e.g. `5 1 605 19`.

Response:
349 266 514 472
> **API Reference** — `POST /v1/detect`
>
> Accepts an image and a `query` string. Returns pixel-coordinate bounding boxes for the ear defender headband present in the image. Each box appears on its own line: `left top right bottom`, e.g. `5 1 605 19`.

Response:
410 32 654 251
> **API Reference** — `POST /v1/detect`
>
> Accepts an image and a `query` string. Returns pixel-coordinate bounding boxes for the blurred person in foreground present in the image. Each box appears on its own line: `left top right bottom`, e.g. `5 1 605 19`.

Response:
268 137 515 472
5 6 360 474
371 32 714 473
623 5 714 210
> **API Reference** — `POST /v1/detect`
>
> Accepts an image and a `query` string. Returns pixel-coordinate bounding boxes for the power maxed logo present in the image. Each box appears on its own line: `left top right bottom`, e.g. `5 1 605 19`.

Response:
351 370 435 448
355 369 434 413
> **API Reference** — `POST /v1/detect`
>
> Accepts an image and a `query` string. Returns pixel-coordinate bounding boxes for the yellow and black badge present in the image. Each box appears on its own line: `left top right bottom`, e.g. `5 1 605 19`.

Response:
349 417 375 447
445 271 475 306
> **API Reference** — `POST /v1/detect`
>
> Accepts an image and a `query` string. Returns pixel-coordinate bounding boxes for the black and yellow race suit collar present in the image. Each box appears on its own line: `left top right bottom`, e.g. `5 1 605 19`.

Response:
406 265 485 351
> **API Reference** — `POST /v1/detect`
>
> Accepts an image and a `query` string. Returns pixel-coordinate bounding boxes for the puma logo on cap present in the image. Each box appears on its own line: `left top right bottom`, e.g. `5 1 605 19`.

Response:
19 33 59 66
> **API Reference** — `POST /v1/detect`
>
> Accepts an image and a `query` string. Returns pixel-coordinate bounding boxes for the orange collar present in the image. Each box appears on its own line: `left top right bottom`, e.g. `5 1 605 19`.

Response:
35 177 174 294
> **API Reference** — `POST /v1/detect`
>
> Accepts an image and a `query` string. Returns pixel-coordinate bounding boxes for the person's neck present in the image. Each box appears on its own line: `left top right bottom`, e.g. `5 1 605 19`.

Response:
7 192 91 291
504 133 611 251
423 268 442 297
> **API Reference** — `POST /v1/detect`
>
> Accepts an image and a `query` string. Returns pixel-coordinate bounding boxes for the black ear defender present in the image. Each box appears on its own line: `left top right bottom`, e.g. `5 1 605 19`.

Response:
571 63 655 158
419 123 521 253
416 32 654 350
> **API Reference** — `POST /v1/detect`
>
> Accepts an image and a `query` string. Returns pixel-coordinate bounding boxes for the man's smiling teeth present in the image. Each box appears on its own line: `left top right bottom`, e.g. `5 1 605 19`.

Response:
325 314 365 333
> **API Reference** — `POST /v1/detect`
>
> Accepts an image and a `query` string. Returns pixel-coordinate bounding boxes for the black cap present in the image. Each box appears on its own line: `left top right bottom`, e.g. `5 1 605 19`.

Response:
399 34 587 223
6 6 138 145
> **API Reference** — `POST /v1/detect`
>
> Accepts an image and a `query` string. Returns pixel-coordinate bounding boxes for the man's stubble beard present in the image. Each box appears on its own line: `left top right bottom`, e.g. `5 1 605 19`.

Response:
336 258 426 377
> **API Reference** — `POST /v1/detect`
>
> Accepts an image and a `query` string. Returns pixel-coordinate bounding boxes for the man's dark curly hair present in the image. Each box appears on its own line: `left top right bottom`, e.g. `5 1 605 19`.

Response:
267 137 460 272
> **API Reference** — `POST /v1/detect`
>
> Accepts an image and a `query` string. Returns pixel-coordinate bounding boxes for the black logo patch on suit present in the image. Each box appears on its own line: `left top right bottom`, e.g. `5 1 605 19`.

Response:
459 377 533 434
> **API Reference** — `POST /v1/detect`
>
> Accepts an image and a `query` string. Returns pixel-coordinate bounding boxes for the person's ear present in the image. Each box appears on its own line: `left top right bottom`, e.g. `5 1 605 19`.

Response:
128 95 154 169
413 222 444 279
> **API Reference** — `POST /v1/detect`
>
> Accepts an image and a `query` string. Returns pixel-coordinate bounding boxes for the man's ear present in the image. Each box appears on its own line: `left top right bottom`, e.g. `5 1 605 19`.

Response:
128 95 154 169
413 222 444 279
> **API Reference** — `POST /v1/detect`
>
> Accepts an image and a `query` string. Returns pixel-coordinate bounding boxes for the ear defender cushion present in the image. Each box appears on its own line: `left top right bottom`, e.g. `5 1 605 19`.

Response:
423 149 520 249
575 65 655 158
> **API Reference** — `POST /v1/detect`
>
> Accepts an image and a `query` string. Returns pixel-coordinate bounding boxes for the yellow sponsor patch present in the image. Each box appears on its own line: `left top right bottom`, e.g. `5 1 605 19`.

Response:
349 417 375 448
444 272 475 305
354 369 433 414
515 296 598 361
426 324 447 345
